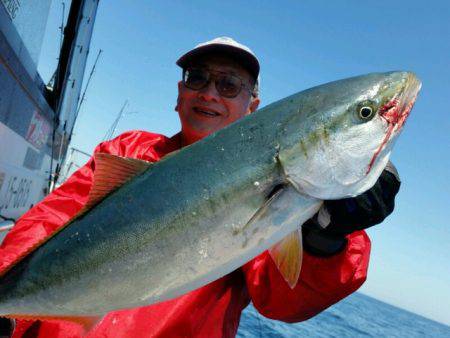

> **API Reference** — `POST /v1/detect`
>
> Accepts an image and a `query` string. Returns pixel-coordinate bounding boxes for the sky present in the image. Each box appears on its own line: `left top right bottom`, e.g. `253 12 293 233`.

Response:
37 0 450 326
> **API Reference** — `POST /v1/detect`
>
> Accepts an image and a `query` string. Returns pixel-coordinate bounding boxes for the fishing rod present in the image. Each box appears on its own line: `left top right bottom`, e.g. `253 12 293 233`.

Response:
76 49 103 119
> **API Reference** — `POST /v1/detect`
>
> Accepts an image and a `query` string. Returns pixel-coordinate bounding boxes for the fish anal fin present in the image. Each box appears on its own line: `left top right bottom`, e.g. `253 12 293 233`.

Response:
5 314 101 331
83 153 153 211
269 228 303 289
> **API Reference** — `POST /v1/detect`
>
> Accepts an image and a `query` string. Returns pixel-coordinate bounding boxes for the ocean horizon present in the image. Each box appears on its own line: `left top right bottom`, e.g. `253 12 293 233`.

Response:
237 292 450 337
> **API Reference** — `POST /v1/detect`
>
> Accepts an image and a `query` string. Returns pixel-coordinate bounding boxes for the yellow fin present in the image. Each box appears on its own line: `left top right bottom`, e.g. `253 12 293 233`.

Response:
82 153 153 211
269 228 303 289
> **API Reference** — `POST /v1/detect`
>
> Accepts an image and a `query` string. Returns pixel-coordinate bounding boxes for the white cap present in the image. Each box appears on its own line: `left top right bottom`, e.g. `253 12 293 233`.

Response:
176 37 260 81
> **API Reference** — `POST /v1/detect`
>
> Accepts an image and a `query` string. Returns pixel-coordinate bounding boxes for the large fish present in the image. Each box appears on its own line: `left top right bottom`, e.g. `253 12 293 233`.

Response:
0 71 420 318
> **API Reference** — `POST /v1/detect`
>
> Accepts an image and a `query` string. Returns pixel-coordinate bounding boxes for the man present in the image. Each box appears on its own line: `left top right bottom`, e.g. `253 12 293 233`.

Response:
0 37 400 337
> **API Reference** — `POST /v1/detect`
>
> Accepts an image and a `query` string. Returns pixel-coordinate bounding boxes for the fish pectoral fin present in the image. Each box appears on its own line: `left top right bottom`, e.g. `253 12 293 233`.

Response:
241 184 322 289
6 314 101 331
269 228 303 289
241 187 285 231
83 153 153 210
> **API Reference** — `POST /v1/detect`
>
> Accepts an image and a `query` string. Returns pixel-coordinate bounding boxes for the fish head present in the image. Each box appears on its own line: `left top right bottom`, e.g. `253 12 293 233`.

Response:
279 71 421 199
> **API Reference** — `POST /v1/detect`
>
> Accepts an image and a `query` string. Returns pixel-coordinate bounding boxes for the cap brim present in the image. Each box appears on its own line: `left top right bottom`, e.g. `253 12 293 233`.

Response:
176 44 260 81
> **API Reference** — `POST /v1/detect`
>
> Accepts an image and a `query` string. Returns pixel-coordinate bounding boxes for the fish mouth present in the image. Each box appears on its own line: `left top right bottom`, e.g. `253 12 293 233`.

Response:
379 72 421 130
366 72 421 174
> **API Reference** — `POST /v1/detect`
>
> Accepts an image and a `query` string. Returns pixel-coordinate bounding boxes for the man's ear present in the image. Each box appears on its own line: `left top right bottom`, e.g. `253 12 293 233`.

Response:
248 96 260 114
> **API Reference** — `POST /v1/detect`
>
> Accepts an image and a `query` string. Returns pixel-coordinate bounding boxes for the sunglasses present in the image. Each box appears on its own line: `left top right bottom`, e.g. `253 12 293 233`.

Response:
182 68 254 98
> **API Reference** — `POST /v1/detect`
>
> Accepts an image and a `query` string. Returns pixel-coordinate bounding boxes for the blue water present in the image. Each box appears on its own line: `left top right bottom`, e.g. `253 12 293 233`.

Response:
237 293 450 337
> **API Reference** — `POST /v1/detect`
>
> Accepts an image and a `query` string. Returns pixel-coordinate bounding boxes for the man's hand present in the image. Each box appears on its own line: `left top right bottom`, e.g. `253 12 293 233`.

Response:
303 164 401 256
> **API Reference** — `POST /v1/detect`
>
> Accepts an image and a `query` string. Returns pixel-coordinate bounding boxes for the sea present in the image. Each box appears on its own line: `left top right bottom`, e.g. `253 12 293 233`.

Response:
237 293 450 338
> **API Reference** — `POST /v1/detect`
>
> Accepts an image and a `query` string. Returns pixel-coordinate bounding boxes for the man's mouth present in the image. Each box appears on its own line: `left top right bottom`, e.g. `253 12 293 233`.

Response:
193 107 221 117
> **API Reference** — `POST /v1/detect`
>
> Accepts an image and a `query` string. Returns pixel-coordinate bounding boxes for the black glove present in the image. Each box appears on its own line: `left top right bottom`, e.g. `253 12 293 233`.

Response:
0 317 14 338
303 165 401 257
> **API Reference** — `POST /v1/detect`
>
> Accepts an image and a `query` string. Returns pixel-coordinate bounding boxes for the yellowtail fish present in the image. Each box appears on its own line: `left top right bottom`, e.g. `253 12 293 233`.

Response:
0 72 420 319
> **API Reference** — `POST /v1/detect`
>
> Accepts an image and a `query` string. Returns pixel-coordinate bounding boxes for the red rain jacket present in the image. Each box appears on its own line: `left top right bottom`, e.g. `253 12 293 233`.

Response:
1 131 371 338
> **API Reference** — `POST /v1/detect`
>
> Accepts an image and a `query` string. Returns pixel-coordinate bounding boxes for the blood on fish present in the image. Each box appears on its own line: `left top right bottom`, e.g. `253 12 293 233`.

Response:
366 123 395 175
366 93 416 175
379 98 400 124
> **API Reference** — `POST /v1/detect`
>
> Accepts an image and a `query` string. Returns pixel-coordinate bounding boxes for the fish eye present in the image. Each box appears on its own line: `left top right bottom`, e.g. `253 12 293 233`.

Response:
359 106 373 119
356 101 376 121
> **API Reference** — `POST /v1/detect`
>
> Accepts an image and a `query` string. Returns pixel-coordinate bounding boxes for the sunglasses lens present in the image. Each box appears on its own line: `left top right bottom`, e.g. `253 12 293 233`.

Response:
183 68 245 98
216 75 241 98
184 69 209 90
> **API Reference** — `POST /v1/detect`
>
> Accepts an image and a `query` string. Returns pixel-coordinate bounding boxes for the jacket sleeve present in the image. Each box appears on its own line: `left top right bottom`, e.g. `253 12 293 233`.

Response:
242 230 370 322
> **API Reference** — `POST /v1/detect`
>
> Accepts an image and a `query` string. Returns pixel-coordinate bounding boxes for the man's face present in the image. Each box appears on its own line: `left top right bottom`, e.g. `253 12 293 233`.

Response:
176 55 260 145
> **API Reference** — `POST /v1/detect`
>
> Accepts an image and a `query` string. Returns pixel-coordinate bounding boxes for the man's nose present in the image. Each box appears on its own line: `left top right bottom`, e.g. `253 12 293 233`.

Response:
198 81 220 102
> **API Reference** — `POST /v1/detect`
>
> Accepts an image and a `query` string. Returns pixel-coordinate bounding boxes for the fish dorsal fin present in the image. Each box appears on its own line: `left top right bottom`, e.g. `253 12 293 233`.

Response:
82 153 153 211
0 154 153 279
269 228 303 289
